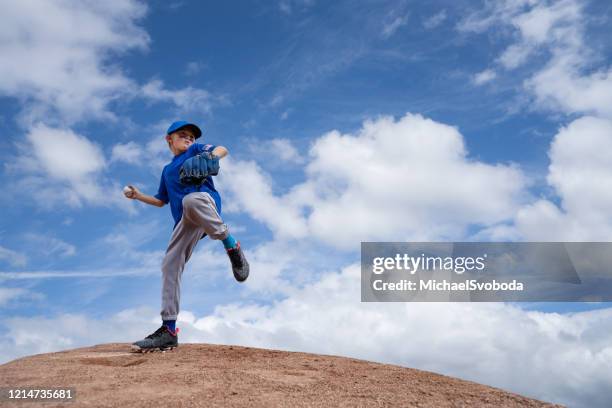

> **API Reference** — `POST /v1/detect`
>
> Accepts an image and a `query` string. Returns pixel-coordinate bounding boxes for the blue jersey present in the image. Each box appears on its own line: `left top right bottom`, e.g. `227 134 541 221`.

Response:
155 143 222 227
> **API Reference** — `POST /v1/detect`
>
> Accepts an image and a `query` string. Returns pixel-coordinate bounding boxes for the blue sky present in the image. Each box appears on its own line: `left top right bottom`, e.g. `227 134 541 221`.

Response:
1 1 612 407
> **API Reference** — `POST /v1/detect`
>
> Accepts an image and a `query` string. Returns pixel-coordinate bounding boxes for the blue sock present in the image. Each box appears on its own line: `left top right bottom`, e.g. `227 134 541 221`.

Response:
222 234 237 249
163 319 176 332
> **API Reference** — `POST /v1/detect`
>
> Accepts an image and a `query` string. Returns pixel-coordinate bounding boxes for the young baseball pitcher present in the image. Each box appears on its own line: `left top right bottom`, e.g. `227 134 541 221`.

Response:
125 121 249 352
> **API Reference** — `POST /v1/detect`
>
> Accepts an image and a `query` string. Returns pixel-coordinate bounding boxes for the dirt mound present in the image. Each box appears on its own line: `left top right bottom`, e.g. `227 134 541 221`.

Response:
0 343 563 407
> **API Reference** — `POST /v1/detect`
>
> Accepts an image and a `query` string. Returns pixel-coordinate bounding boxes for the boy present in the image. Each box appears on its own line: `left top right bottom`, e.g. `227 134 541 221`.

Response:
126 120 249 352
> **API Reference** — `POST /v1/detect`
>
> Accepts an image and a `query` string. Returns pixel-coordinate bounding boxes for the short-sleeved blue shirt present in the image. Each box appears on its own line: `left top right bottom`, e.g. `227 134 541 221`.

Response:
155 143 222 228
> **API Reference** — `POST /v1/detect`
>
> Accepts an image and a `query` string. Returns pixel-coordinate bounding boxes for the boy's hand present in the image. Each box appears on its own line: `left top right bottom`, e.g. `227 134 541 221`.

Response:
204 152 220 176
124 185 141 199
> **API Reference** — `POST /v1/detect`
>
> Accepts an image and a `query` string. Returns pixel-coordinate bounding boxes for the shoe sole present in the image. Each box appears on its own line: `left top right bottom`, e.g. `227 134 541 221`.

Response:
234 271 249 282
234 263 250 282
130 345 178 353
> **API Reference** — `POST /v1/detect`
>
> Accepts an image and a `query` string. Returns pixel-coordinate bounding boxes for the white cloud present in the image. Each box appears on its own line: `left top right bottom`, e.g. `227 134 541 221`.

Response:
460 0 612 119
0 1 217 126
0 287 44 307
26 124 106 181
2 266 611 408
184 238 312 294
0 0 148 125
0 287 28 306
5 124 134 211
382 14 409 39
497 43 535 69
220 159 309 239
111 141 141 164
527 58 612 118
0 246 27 267
512 0 581 44
24 234 76 258
103 221 159 248
0 1 216 213
457 0 612 245
423 10 447 30
513 117 612 241
0 308 156 362
141 79 214 114
547 117 612 216
0 287 46 308
473 69 497 85
269 138 303 163
222 113 528 247
0 267 157 280
461 0 581 62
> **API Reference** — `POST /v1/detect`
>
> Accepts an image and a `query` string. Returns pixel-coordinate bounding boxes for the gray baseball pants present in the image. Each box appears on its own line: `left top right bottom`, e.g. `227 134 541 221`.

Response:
161 192 229 320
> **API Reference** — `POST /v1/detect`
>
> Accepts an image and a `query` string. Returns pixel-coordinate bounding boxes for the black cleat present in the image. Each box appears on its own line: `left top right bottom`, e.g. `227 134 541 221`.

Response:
227 242 249 282
131 325 179 353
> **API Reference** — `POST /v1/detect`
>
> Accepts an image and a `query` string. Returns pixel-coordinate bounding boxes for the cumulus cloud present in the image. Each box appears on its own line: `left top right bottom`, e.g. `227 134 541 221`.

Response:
514 116 612 241
0 0 217 125
527 57 612 118
222 113 528 247
475 116 612 242
457 0 612 244
5 124 133 211
26 124 106 181
2 265 611 407
220 159 309 239
0 0 148 124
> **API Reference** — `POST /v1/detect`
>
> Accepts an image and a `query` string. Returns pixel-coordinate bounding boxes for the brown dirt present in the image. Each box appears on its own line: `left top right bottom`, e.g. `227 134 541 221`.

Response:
0 343 564 407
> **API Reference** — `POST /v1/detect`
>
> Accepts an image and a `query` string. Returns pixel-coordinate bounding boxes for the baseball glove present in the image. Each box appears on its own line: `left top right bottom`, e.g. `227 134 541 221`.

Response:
179 152 220 186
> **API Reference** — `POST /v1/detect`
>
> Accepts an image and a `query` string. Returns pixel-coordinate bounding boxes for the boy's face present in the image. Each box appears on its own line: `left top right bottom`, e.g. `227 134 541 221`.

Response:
167 129 196 154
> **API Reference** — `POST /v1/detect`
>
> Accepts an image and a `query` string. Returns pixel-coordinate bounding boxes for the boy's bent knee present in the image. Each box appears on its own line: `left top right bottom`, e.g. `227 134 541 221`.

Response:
182 192 214 210
182 193 198 210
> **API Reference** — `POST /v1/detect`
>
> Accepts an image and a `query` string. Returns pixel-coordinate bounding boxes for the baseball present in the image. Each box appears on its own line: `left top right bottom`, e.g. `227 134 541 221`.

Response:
123 185 134 198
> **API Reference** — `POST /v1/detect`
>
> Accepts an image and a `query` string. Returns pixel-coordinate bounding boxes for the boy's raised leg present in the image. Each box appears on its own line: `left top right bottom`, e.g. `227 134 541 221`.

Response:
182 192 249 282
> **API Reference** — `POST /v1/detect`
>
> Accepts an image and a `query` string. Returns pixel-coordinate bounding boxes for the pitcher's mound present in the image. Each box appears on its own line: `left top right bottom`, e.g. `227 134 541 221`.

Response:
0 343 563 407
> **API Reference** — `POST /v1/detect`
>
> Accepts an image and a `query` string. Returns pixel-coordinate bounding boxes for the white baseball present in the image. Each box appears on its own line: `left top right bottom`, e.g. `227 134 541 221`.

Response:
123 185 134 198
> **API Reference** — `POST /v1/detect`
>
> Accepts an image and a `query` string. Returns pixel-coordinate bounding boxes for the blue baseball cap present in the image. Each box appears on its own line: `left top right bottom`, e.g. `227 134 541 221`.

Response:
166 121 202 139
